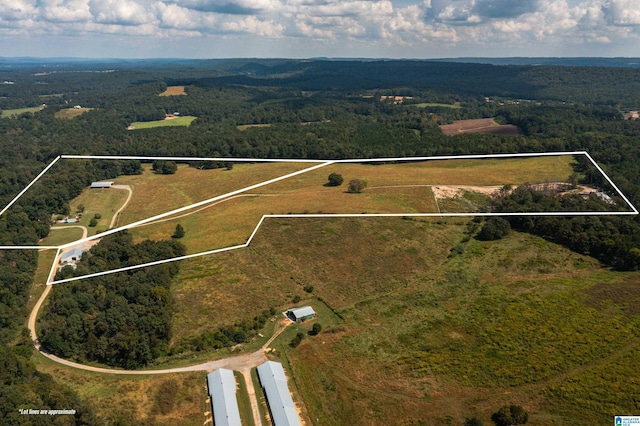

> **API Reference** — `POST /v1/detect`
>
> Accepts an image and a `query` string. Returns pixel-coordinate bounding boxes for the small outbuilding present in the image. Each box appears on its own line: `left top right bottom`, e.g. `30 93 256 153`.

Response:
90 181 114 189
286 306 316 323
60 247 84 264
206 369 241 426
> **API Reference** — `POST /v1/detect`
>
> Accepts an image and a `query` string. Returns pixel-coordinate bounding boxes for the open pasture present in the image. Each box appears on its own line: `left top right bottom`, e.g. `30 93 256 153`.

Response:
256 156 573 193
164 215 640 425
115 162 315 226
65 186 130 232
440 118 523 136
128 115 197 130
411 102 461 108
104 155 575 257
54 107 93 119
1 105 45 118
159 86 187 96
40 226 85 246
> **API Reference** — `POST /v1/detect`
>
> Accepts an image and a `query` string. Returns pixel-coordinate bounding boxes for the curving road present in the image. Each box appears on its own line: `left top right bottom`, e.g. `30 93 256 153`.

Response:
49 225 89 240
109 184 132 228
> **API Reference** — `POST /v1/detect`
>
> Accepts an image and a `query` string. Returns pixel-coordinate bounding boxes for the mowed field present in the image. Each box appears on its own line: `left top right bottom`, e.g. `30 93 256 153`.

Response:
159 85 187 96
167 217 640 425
128 116 197 129
121 156 575 254
40 226 85 246
1 105 45 118
66 187 130 232
440 118 524 136
54 107 93 119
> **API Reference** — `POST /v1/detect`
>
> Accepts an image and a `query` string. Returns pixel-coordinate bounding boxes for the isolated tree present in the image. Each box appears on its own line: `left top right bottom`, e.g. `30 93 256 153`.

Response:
347 179 367 193
477 217 511 241
173 224 185 239
94 213 101 219
464 417 484 426
88 218 98 227
310 323 322 335
152 160 177 175
327 172 344 186
289 332 304 348
491 405 528 426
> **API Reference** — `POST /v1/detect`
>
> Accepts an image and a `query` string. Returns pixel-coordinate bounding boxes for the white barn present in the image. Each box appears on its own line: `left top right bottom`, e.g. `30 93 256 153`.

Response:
206 369 241 426
256 361 301 426
286 306 316 323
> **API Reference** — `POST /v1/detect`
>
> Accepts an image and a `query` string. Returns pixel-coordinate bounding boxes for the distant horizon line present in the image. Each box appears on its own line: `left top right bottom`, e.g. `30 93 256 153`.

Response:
1 56 640 61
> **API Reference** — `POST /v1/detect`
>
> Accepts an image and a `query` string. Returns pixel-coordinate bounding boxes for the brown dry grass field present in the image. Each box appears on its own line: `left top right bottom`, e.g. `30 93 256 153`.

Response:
54 108 94 119
120 156 574 253
114 163 313 226
159 86 187 96
440 118 524 136
34 352 207 426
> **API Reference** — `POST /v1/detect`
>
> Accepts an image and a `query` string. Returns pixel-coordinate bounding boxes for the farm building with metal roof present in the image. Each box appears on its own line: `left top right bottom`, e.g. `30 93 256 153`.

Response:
90 181 114 189
59 247 84 264
256 361 301 426
206 368 241 426
286 306 316 323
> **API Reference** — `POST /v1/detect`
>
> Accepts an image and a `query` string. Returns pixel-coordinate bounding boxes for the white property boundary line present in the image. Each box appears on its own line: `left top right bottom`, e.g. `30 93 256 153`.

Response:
0 152 636 285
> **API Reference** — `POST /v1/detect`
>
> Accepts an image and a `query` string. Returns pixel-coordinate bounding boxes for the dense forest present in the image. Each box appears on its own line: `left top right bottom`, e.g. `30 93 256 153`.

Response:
40 232 185 368
0 58 640 424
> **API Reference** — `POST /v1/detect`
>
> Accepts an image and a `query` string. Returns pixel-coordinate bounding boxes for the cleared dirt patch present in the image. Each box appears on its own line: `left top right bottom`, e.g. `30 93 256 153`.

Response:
431 185 502 200
159 86 186 96
440 118 523 136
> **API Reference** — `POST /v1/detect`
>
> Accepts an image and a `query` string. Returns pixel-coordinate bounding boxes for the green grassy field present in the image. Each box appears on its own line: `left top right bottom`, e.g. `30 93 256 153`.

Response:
39 226 85 246
1 105 45 118
411 102 461 108
65 187 129 232
240 218 640 425
129 116 197 129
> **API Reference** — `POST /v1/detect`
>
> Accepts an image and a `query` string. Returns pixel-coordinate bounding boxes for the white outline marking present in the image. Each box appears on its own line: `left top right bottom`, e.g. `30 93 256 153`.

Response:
0 156 61 217
0 152 635 286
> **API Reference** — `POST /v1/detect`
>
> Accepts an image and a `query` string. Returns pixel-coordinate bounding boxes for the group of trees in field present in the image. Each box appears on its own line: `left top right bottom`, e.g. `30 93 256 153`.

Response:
40 232 186 368
183 307 276 353
488 185 640 270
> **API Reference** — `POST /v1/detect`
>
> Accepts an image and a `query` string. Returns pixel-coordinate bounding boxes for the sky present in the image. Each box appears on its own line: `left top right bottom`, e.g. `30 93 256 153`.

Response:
1 0 640 59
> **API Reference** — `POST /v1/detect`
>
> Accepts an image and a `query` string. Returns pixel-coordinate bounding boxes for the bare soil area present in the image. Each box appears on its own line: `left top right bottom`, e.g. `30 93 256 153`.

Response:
431 185 502 200
440 118 523 136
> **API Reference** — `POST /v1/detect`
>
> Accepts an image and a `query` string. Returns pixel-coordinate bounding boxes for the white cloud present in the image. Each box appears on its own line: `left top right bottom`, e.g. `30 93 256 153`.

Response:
39 0 92 23
603 0 640 26
221 15 284 37
89 0 154 25
0 0 639 58
0 0 36 21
